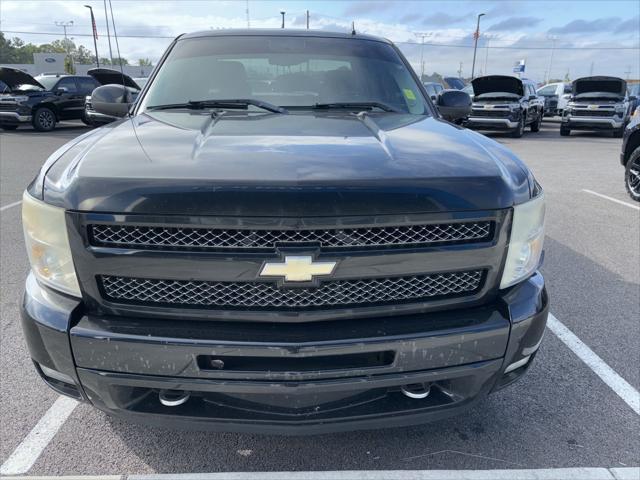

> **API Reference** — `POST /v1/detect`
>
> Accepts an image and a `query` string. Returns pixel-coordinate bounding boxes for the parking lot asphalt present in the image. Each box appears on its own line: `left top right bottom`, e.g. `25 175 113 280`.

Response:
0 119 638 476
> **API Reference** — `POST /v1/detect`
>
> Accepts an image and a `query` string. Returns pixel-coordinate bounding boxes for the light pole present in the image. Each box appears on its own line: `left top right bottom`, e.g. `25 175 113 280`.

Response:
280 11 285 28
547 35 557 83
84 5 100 67
414 32 432 80
103 0 113 64
55 20 74 72
470 13 485 79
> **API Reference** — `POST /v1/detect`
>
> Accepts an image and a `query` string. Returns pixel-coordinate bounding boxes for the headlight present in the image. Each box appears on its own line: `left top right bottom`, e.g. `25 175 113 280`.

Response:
22 192 80 297
500 193 545 289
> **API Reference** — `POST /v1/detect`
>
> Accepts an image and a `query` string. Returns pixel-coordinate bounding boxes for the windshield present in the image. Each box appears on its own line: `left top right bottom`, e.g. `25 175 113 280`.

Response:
537 85 557 96
140 35 429 115
35 76 60 91
475 92 520 100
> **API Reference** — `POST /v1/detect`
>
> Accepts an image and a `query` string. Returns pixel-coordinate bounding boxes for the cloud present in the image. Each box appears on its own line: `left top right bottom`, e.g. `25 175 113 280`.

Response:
548 17 621 34
615 15 639 34
343 1 397 16
421 12 473 26
488 16 542 31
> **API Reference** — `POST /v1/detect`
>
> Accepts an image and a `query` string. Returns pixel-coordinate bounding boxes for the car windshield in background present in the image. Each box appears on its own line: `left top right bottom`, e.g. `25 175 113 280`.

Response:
475 91 521 99
140 35 429 115
35 76 59 91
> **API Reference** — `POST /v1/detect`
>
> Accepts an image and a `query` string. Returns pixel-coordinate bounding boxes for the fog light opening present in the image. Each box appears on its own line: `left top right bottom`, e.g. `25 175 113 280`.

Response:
504 355 531 374
400 382 431 399
159 389 190 407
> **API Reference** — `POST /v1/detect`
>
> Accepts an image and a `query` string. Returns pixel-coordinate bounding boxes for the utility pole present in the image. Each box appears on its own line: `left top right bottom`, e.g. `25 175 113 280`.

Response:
103 0 113 64
414 32 432 81
483 33 495 75
547 35 557 83
470 13 485 79
280 10 285 29
84 5 100 67
589 61 594 76
624 65 631 80
306 10 309 29
246 0 250 28
458 62 463 78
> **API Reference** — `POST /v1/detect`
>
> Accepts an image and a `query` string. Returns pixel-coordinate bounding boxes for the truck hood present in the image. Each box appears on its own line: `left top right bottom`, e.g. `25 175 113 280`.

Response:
87 68 140 90
573 76 627 99
0 67 45 91
471 75 523 98
41 112 532 215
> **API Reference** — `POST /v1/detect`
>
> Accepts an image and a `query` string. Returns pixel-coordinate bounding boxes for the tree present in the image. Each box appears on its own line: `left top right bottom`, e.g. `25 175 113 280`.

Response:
138 58 152 66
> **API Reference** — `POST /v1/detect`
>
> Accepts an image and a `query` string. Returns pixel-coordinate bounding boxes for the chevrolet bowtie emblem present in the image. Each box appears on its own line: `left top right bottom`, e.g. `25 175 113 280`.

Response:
259 255 337 282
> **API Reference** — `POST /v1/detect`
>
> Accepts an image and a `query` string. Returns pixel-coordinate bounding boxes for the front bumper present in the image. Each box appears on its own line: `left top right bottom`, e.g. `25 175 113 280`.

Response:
0 111 32 125
21 271 548 434
466 117 519 130
563 115 624 130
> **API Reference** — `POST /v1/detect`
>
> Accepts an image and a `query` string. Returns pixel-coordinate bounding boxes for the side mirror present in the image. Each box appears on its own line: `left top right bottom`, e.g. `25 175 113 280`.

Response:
91 84 132 118
437 90 471 123
54 87 68 95
529 95 536 101
629 95 637 102
430 95 437 101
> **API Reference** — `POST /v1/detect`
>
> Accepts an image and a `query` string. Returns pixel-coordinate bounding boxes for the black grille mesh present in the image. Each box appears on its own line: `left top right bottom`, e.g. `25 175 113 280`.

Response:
90 222 492 250
100 271 484 309
572 109 616 118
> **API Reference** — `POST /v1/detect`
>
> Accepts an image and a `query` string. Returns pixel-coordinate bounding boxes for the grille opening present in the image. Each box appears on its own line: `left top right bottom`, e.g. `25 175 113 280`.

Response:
197 351 395 373
89 221 493 251
99 270 484 310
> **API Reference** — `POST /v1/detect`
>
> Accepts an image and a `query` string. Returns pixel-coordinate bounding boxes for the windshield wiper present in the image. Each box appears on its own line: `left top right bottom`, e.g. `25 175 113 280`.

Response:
312 102 401 113
147 99 288 114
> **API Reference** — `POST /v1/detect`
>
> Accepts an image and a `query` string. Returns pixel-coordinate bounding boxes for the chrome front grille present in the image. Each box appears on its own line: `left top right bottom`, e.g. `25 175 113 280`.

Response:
100 270 484 310
89 222 493 251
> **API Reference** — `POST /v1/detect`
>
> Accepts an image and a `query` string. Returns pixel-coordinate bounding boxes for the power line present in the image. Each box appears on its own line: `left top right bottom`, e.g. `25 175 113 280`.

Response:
1 29 639 51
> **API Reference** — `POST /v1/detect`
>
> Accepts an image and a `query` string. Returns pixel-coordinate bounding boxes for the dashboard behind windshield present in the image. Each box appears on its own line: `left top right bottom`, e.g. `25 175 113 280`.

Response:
140 35 430 115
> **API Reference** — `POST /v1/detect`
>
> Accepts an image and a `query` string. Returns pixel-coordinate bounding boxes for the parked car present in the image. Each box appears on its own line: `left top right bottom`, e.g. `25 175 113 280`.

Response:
536 82 572 116
466 75 544 137
84 68 142 126
21 29 547 434
0 68 100 131
621 108 640 201
443 77 466 90
422 81 444 100
561 76 633 138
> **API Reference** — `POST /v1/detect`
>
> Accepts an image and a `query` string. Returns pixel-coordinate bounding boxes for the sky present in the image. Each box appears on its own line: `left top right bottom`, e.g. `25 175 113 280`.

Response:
1 0 639 82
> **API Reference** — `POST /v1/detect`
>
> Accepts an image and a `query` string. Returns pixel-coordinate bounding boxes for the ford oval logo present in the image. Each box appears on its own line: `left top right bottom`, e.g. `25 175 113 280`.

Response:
44 57 56 63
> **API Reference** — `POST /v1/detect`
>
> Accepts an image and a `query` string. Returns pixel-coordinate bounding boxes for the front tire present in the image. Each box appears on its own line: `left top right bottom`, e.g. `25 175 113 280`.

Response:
32 107 56 132
530 112 541 132
624 147 640 202
511 117 525 138
560 126 571 136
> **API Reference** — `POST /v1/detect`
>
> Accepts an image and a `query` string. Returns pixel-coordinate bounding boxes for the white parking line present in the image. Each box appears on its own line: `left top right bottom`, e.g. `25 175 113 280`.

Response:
547 314 640 415
0 396 78 475
0 200 22 212
582 189 640 211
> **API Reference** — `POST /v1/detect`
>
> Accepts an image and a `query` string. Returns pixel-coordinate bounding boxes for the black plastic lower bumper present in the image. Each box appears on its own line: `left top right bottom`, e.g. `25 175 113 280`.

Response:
21 272 548 434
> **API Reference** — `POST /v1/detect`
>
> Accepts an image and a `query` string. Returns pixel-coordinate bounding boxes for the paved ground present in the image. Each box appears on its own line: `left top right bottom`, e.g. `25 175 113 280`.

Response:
0 119 638 476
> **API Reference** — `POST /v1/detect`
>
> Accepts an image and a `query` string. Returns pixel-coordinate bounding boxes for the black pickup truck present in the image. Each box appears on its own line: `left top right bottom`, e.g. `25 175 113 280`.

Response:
21 30 548 434
466 75 545 137
0 68 99 131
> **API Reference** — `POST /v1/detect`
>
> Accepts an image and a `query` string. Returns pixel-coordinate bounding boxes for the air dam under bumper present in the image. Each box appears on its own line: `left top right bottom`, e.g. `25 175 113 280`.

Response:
563 116 625 130
21 272 548 434
466 117 520 130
